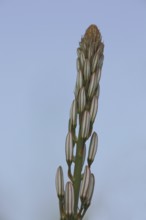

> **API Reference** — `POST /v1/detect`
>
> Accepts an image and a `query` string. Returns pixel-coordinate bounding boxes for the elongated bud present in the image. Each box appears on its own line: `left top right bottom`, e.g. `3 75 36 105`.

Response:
76 57 81 72
56 166 64 198
70 100 77 126
88 72 98 98
78 87 86 112
88 132 98 166
65 132 73 164
81 111 91 138
85 174 95 206
84 59 91 81
92 51 99 72
65 182 74 216
80 166 91 202
90 95 98 123
79 51 85 69
88 45 94 61
74 70 83 98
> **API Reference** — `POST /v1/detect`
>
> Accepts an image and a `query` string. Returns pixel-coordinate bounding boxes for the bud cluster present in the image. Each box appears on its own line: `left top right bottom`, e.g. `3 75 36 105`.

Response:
55 25 104 220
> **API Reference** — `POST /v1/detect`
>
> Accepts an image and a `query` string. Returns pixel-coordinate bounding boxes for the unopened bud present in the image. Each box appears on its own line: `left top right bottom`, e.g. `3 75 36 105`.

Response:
78 87 86 112
70 100 77 126
92 51 99 72
88 132 98 166
65 132 73 164
80 166 91 201
85 174 95 206
83 59 91 81
55 166 64 198
65 182 74 216
81 111 90 138
89 96 98 123
88 72 98 98
79 51 85 69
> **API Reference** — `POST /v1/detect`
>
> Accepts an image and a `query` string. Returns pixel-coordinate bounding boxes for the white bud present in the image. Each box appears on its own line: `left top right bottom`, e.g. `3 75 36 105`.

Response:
88 132 98 166
78 87 86 112
81 111 90 138
79 51 85 69
65 182 74 216
84 59 91 81
90 95 98 123
65 132 73 164
55 166 64 198
80 166 91 201
85 174 95 206
88 72 98 98
92 51 99 72
70 100 77 126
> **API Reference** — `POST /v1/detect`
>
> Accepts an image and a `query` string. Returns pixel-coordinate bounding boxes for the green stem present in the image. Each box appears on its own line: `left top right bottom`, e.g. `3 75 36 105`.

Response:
73 135 85 216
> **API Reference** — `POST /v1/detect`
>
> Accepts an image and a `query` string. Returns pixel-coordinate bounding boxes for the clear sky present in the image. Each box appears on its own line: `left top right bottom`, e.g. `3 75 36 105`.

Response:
0 0 146 220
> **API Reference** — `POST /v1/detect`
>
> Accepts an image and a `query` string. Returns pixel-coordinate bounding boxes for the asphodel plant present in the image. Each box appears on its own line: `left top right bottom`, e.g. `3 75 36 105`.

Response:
55 24 104 220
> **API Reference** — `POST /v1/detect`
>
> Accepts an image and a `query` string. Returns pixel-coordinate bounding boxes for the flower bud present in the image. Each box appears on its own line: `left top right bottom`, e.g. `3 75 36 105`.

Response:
65 132 73 164
85 174 95 206
88 132 98 166
78 87 86 112
83 59 91 81
76 58 81 72
55 166 64 198
88 72 98 98
79 51 85 69
80 166 91 201
92 51 99 72
70 100 77 126
89 95 98 123
81 111 90 138
65 182 74 216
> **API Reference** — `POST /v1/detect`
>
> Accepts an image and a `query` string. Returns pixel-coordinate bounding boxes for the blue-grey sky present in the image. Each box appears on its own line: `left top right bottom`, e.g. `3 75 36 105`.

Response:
0 1 146 220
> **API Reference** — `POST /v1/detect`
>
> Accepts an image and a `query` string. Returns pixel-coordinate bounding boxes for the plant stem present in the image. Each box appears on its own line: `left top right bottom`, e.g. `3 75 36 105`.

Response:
73 133 85 216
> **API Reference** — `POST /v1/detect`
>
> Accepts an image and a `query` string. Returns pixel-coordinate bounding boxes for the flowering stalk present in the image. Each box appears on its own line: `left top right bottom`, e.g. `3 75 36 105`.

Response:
55 24 104 220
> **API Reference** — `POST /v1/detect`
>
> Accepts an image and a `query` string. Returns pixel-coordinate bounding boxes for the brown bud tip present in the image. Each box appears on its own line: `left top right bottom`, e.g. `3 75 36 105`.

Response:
84 24 101 42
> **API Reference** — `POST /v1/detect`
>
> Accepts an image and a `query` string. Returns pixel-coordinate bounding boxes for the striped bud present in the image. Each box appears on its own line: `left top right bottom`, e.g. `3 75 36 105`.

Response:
89 95 98 123
88 132 98 166
76 70 83 91
88 72 98 98
81 111 90 138
88 46 94 60
65 132 73 164
76 58 81 72
78 87 86 112
65 182 74 216
80 166 91 201
79 51 85 69
83 59 91 81
55 166 64 198
92 51 99 72
85 174 95 206
70 100 77 126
